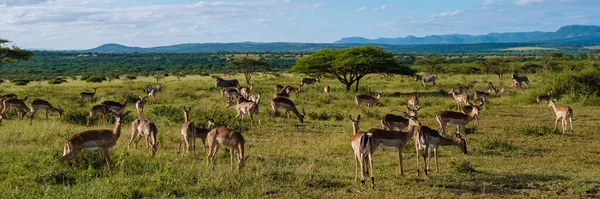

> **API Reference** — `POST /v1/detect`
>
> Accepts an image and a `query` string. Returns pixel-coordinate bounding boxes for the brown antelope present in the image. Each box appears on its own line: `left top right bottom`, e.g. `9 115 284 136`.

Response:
247 92 263 104
361 116 421 189
324 85 331 97
269 97 305 123
355 93 382 109
548 100 573 133
135 96 147 118
129 118 159 156
349 115 369 183
87 104 111 127
408 95 419 109
29 99 63 123
461 102 483 127
190 117 215 152
448 88 469 111
274 85 284 93
536 91 552 107
1 97 30 120
380 106 420 131
436 104 480 136
416 127 468 176
285 85 302 95
221 88 243 100
237 84 254 98
179 107 196 156
206 127 247 170
148 89 157 104
226 100 260 125
101 96 128 113
80 87 98 104
60 111 130 168
473 91 490 103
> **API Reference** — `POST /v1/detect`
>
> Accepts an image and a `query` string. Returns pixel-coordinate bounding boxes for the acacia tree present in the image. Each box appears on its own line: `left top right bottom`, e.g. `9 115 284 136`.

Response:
1 39 33 66
414 56 444 76
291 46 414 92
229 57 271 84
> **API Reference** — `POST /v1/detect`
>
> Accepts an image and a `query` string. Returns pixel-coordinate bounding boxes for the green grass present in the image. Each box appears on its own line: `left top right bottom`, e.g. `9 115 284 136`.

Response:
1 73 599 198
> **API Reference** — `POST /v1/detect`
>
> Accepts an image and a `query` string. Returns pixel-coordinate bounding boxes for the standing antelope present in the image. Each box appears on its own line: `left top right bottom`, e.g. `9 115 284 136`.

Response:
269 97 305 123
221 88 243 100
148 89 157 104
361 116 422 189
80 87 98 104
461 102 483 127
101 97 128 113
381 106 420 131
29 99 63 123
300 77 319 86
512 74 529 88
536 92 552 107
408 95 419 109
436 104 480 136
226 100 261 125
129 118 159 156
247 92 262 104
473 91 490 103
135 96 147 118
416 76 436 86
87 104 111 127
416 127 468 176
237 84 254 98
1 97 30 120
179 107 196 156
60 111 130 168
548 100 573 133
190 117 215 152
324 85 331 97
206 127 247 170
355 93 382 109
284 85 301 96
274 85 284 93
448 89 469 111
349 115 370 186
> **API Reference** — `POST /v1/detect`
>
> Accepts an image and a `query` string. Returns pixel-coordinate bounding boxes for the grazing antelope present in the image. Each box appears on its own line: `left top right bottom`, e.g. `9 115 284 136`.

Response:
1 97 30 120
215 77 240 88
60 111 130 168
135 96 147 118
237 84 254 98
361 116 422 189
548 100 573 133
536 92 552 108
269 97 305 123
284 85 301 96
349 115 370 185
473 91 490 103
324 85 331 97
355 93 382 109
206 127 247 170
448 89 469 111
436 104 480 136
510 81 521 89
101 96 128 113
226 100 261 125
87 104 111 127
512 74 529 88
416 127 468 176
148 89 157 104
416 75 436 86
300 77 320 86
381 106 420 131
80 87 98 104
408 95 419 109
179 107 196 156
129 118 159 156
29 99 63 123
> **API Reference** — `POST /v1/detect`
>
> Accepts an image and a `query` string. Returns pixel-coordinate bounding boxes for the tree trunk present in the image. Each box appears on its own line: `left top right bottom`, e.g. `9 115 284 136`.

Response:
345 83 352 92
355 78 360 92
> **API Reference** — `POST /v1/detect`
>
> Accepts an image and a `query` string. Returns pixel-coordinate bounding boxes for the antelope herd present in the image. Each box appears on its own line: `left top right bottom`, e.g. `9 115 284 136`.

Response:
0 73 575 189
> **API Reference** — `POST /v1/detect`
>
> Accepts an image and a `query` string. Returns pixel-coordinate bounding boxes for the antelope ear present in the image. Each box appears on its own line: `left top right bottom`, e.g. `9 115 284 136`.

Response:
348 115 353 121
356 115 361 120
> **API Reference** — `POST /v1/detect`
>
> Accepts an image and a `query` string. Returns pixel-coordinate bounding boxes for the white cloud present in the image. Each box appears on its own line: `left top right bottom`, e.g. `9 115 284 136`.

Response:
430 10 464 18
282 0 291 2
482 0 495 5
168 27 180 34
312 3 324 8
514 0 544 5
356 7 367 12
372 5 388 11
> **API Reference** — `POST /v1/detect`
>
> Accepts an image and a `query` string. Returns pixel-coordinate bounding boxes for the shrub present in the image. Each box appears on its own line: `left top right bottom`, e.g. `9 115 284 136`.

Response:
450 160 477 174
540 65 600 104
86 76 106 83
125 75 137 80
12 79 31 86
48 77 67 85
60 111 88 125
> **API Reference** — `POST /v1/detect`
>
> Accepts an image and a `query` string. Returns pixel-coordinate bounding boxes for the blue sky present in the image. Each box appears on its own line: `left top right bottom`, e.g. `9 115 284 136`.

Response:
0 0 598 49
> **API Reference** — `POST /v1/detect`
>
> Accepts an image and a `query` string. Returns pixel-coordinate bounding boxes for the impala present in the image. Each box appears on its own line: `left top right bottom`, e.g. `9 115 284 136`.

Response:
206 127 247 170
473 91 490 103
284 85 301 96
448 88 469 111
381 106 420 131
148 89 157 104
461 102 483 127
87 104 111 127
237 84 254 98
226 100 260 125
408 95 419 109
300 77 319 86
184 116 216 153
355 93 382 109
536 91 552 107
129 118 159 156
361 116 421 189
221 88 243 100
29 99 63 123
60 111 130 168
101 96 128 113
269 97 305 123
135 96 147 118
436 105 480 136
80 87 98 104
416 126 468 176
247 92 263 104
349 115 370 185
548 100 573 133
324 85 331 97
1 97 30 120
179 107 196 156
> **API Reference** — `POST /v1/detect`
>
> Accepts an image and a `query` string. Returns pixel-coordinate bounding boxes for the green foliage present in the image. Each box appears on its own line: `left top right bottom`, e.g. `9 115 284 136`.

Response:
48 77 67 85
125 75 137 80
0 39 34 66
12 79 31 86
228 57 271 84
450 160 477 173
414 56 444 75
86 76 106 83
60 110 88 125
539 65 600 104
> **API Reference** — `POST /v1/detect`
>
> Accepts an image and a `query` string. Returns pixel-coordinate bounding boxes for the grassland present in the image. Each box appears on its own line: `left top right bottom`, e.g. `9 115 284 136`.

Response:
500 47 557 51
0 73 599 198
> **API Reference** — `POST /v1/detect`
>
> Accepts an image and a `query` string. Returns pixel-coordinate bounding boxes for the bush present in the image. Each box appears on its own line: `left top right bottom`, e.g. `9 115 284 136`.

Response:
540 65 600 105
450 160 477 174
125 75 137 80
86 76 106 83
60 111 88 125
12 79 31 86
48 77 67 85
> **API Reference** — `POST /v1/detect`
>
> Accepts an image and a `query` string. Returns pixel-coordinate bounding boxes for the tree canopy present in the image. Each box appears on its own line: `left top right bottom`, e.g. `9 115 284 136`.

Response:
414 56 444 76
0 39 33 67
290 46 415 92
228 57 272 84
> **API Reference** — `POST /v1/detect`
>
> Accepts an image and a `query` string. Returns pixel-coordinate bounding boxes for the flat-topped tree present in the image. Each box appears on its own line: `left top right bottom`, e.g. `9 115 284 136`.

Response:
414 56 443 76
0 39 33 67
291 46 414 92
228 57 271 85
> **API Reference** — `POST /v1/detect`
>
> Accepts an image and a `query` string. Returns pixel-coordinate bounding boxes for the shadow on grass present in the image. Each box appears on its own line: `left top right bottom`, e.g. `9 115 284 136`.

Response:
385 90 448 98
439 173 570 195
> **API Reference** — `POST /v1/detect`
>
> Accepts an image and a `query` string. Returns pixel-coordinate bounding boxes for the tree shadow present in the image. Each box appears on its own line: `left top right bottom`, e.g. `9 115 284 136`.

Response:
439 173 570 195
